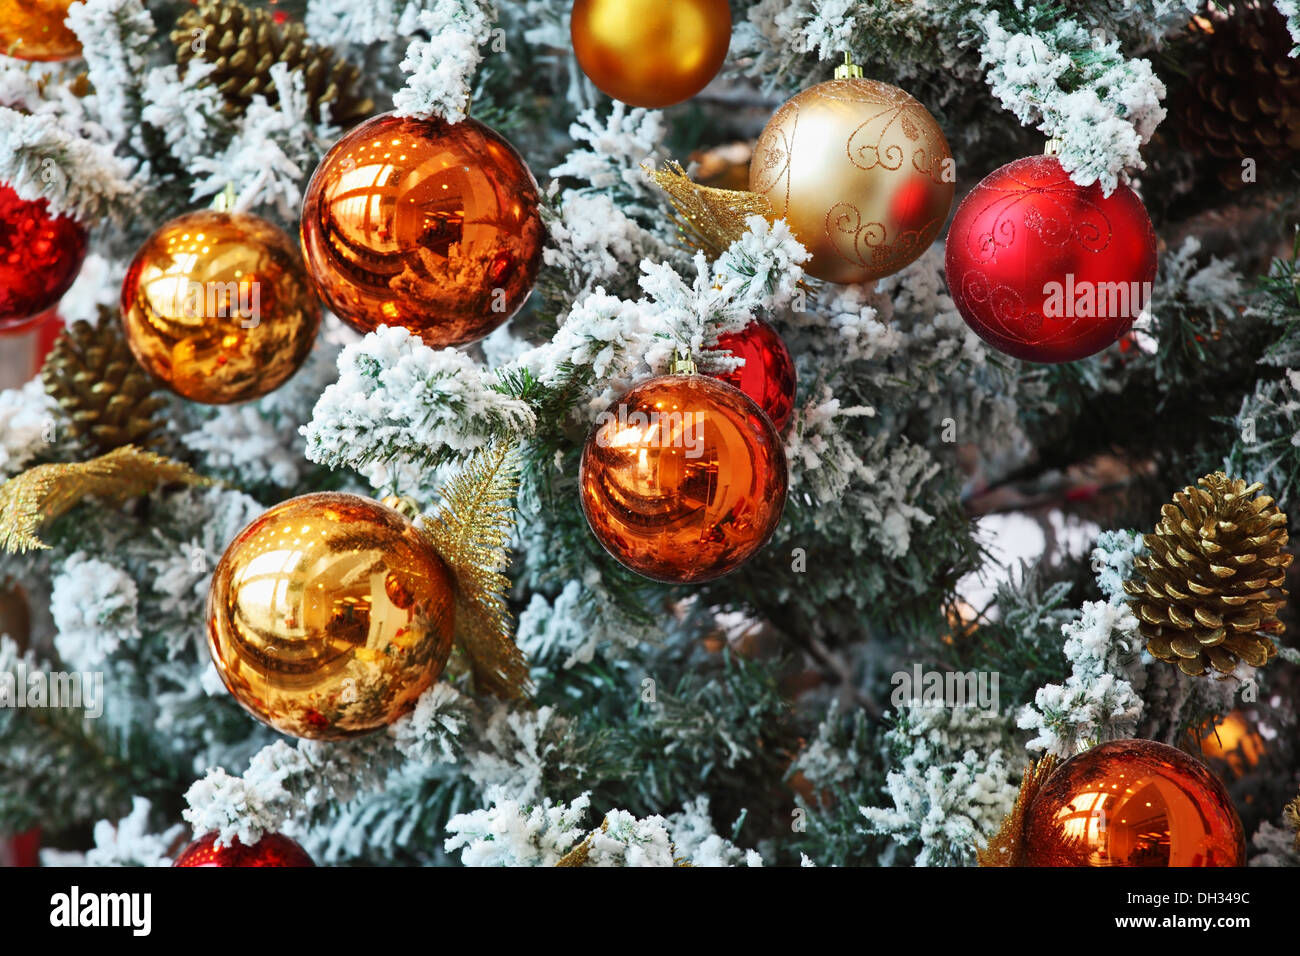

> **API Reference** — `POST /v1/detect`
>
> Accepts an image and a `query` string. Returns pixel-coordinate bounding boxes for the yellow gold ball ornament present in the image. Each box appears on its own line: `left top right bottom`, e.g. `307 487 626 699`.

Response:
749 62 954 284
121 210 320 405
207 493 457 740
570 0 731 109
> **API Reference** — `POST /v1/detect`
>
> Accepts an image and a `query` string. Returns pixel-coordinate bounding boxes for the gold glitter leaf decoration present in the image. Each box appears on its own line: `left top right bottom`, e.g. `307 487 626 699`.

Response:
419 443 531 700
647 160 773 258
978 754 1058 867
0 446 210 553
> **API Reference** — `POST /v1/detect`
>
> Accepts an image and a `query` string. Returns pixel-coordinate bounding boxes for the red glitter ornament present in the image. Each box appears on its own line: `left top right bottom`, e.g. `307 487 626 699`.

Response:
707 319 797 432
944 156 1157 364
173 831 315 867
0 184 87 331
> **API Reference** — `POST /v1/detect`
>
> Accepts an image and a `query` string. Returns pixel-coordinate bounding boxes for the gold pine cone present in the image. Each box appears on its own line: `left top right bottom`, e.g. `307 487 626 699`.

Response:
42 314 169 454
172 0 373 127
1123 472 1292 677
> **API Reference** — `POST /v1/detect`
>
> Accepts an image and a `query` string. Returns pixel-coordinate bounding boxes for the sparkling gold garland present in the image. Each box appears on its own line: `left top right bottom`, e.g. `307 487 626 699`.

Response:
418 443 531 700
977 754 1058 867
0 446 210 553
646 160 773 258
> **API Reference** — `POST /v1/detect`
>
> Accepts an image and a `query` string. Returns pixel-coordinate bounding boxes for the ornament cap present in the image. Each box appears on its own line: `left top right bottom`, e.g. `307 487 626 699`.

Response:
670 352 698 375
1043 137 1063 157
833 51 864 80
381 494 422 520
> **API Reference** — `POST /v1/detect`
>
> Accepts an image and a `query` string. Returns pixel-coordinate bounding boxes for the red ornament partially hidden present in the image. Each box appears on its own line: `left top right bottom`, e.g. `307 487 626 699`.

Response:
173 831 315 867
707 319 797 432
0 183 87 331
0 827 41 867
1022 739 1244 867
944 156 1157 364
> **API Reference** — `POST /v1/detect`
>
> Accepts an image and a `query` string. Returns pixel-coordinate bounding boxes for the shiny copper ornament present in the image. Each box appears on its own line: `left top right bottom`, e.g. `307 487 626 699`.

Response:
0 0 82 61
206 493 456 739
750 77 954 284
570 0 732 109
120 210 320 405
1023 739 1245 867
300 113 545 347
579 375 788 583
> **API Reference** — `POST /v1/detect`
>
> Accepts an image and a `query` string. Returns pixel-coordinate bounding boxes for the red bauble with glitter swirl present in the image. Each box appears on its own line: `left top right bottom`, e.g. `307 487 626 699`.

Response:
944 156 1157 364
707 319 797 432
0 183 88 331
173 832 315 867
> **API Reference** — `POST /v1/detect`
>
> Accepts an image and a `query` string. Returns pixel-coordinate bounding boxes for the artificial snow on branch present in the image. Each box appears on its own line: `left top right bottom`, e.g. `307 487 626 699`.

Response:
978 13 1166 192
190 64 337 218
302 325 537 488
392 1 496 123
0 107 136 222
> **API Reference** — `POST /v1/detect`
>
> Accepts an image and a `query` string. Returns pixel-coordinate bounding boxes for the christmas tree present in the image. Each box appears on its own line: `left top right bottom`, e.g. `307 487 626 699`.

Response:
0 0 1298 869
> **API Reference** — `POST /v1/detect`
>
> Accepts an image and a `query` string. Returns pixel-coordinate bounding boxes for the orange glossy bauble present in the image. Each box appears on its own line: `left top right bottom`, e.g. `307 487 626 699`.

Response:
570 0 731 108
0 0 81 61
207 493 456 740
120 210 320 404
579 374 788 583
750 78 953 284
1023 739 1245 867
300 112 544 348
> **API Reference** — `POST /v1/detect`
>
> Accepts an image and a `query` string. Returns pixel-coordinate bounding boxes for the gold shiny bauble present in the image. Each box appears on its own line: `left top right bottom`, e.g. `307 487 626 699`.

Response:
120 210 320 405
0 0 81 61
749 78 954 284
570 0 731 109
579 375 788 583
300 112 545 348
1023 739 1245 867
206 493 456 739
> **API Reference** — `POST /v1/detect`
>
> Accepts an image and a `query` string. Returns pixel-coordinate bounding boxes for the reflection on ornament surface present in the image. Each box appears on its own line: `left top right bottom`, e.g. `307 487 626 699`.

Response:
0 0 82 61
580 375 788 583
207 493 455 739
300 113 544 347
120 210 319 404
1023 739 1244 867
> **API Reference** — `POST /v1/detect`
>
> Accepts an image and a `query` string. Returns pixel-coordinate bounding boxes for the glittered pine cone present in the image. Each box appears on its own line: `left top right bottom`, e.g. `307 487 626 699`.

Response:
41 314 169 455
1123 472 1292 677
173 0 373 127
1175 1 1300 190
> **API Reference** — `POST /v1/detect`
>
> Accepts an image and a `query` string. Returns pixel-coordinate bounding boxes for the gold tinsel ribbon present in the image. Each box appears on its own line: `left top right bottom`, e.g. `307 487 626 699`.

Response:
0 446 210 553
977 754 1058 867
418 443 531 701
646 160 773 258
